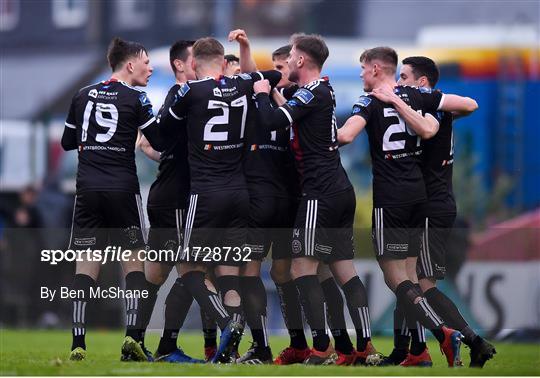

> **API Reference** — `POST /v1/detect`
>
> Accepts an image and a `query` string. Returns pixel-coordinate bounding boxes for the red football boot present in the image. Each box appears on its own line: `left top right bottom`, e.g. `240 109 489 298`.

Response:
400 348 433 367
274 346 311 365
439 326 463 367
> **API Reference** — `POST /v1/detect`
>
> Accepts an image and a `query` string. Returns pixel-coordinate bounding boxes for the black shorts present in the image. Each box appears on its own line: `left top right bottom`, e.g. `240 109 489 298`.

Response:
417 213 456 280
147 207 185 266
182 189 249 266
371 203 424 260
291 188 356 263
69 191 145 250
246 195 298 261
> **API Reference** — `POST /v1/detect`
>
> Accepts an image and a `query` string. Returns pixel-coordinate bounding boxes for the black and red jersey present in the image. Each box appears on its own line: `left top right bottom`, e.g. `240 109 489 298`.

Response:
63 79 159 194
160 71 281 194
147 84 190 209
351 85 443 207
255 78 352 198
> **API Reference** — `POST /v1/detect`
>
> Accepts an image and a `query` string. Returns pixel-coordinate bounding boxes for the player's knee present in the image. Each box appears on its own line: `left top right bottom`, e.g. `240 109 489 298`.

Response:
216 275 241 307
270 260 292 283
419 277 436 292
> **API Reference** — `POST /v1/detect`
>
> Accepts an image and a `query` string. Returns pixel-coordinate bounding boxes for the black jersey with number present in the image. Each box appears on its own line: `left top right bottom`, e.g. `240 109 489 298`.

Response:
422 111 456 214
64 79 157 194
244 84 300 198
162 71 281 194
351 86 443 207
279 78 352 197
147 84 190 209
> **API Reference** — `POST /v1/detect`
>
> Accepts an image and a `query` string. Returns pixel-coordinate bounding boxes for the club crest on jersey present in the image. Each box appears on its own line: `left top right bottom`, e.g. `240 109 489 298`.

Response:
213 87 222 97
139 93 151 106
238 73 252 80
286 99 299 107
355 96 371 108
178 83 190 97
293 88 314 104
89 89 98 98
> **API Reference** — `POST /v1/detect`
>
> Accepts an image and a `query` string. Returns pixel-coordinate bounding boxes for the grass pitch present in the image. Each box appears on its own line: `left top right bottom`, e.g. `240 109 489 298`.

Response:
1 329 539 376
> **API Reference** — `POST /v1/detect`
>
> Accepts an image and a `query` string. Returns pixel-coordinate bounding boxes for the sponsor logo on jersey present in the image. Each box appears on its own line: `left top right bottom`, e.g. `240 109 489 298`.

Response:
139 93 151 106
238 73 252 80
204 144 212 150
89 89 98 98
250 144 258 151
178 83 190 97
293 88 314 104
213 87 222 97
355 96 371 108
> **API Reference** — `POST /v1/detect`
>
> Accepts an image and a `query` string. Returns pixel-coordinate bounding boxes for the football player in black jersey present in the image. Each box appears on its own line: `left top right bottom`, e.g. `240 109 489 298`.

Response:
338 46 479 367
392 56 495 367
253 34 378 366
137 40 208 364
159 37 281 363
62 37 162 362
230 30 370 366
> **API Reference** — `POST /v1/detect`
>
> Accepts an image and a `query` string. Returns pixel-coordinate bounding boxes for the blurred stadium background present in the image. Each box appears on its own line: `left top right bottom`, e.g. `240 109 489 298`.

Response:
1 0 539 343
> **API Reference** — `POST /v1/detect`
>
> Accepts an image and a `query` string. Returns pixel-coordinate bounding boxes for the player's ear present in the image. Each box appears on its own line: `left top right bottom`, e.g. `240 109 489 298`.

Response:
191 57 197 72
126 61 134 74
174 59 183 73
222 58 227 71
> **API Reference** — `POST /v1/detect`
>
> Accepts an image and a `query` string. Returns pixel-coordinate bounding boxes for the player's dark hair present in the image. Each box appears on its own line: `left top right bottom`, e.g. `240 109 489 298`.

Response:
224 54 239 63
272 45 291 61
359 46 398 73
192 37 224 61
107 37 148 72
169 40 195 73
290 33 329 70
402 56 440 87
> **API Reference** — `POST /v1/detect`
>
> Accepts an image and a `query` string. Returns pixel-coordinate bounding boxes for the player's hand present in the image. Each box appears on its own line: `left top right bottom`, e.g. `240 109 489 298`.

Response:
371 84 399 105
228 29 249 46
253 79 271 94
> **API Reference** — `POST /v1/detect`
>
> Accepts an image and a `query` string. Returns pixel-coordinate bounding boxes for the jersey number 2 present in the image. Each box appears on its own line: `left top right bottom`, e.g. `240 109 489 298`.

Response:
382 108 420 151
204 96 247 141
81 100 118 143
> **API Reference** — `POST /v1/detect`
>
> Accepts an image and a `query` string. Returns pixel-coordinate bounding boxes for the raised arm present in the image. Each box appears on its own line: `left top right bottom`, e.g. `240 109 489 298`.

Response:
228 29 257 73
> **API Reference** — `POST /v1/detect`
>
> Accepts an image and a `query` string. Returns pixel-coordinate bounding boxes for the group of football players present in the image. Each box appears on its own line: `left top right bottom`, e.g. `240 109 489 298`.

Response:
61 29 496 367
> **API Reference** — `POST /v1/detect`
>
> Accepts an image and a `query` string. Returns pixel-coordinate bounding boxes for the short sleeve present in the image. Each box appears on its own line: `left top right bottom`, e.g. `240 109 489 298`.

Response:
417 87 444 113
351 95 373 122
65 93 78 129
136 91 156 130
167 83 190 121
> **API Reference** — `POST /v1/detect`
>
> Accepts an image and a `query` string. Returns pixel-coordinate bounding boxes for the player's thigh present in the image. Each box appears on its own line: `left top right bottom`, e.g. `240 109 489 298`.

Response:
271 196 298 261
371 205 414 260
75 260 102 280
69 192 107 251
147 207 184 266
220 189 250 267
145 260 173 286
326 188 356 263
246 195 274 261
104 192 146 250
417 213 456 281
